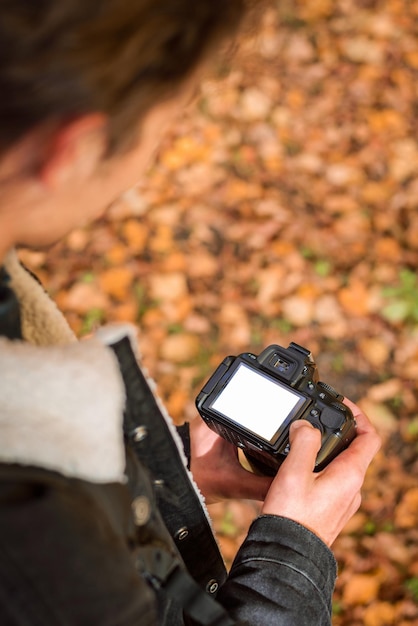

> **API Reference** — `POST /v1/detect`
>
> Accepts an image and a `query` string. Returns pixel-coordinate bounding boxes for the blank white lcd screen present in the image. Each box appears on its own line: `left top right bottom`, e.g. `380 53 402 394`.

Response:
211 363 304 441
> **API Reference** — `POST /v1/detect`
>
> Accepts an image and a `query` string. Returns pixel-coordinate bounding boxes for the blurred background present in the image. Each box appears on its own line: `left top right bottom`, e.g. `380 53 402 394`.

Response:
19 1 418 624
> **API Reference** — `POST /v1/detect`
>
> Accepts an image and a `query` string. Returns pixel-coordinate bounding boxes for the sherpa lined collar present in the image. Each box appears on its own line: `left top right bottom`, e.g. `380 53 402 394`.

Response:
1 251 210 525
4 249 76 347
0 250 128 483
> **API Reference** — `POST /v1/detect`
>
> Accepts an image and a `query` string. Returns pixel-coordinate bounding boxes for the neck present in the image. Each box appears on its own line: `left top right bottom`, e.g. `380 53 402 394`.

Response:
0 130 45 264
0 177 24 265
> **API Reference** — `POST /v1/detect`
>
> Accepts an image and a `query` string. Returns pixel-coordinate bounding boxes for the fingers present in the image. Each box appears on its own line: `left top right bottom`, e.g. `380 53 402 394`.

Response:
261 401 380 547
325 399 381 478
231 470 273 502
344 397 381 454
280 420 322 476
333 431 380 479
190 416 273 502
344 398 379 437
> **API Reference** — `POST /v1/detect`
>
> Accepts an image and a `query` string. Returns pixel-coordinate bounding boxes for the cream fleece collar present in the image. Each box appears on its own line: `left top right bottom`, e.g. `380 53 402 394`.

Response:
5 249 76 347
0 251 128 483
1 251 210 524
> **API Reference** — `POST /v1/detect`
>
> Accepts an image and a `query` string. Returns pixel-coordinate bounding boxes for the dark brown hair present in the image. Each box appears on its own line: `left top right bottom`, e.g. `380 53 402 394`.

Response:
0 0 246 154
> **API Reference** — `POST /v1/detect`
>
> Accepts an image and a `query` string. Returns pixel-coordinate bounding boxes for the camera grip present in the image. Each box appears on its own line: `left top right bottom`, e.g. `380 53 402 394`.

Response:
315 417 357 471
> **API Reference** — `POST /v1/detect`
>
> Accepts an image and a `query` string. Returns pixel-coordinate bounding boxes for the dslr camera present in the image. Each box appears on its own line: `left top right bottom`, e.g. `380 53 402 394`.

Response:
196 342 357 475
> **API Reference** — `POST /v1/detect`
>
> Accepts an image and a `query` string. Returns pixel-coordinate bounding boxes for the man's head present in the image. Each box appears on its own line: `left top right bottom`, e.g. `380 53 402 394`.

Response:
0 0 246 156
0 0 248 257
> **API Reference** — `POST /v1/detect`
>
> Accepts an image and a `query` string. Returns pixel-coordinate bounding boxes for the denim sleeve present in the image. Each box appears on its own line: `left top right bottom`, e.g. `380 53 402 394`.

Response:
216 515 337 626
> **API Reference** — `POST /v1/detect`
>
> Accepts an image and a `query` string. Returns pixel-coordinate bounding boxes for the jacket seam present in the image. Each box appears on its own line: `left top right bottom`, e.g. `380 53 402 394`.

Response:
232 556 333 614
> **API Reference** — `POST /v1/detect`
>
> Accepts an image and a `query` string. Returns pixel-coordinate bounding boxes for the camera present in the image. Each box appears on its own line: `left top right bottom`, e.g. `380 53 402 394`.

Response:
195 342 357 475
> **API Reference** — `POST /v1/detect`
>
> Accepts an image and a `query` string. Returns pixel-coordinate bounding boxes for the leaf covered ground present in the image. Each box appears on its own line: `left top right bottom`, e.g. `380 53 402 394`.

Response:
19 1 418 624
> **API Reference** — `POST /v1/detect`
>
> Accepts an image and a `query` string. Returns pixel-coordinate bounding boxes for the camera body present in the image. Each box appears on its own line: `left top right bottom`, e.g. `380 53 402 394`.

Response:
195 342 357 475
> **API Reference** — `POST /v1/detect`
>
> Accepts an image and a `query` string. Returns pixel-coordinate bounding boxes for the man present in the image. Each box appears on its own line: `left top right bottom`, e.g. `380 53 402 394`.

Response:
0 1 380 624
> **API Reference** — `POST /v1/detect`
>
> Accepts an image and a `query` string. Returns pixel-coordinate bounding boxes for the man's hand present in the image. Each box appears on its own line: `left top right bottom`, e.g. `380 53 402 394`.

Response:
190 417 273 505
261 399 381 546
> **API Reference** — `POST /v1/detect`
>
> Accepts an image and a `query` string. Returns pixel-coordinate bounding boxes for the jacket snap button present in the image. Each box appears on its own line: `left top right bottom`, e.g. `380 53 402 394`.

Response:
132 496 151 526
206 579 219 594
175 527 189 541
133 426 148 442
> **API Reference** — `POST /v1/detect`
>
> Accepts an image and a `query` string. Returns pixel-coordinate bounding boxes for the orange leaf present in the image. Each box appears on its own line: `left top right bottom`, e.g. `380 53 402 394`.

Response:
99 267 132 301
343 574 381 605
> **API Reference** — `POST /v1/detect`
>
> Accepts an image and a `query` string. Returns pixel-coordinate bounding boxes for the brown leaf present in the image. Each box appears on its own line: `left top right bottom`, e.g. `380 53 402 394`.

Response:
367 378 402 403
160 333 200 363
395 488 418 529
358 399 398 438
359 338 391 369
58 282 109 314
149 273 188 302
343 574 381 605
281 295 315 326
363 602 397 626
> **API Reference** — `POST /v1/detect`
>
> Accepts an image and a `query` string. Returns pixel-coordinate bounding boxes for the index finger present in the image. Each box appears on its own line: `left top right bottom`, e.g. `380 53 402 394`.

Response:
343 397 380 436
326 400 381 476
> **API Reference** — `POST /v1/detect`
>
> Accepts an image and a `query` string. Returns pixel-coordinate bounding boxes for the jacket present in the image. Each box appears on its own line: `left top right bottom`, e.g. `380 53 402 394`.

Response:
0 250 337 625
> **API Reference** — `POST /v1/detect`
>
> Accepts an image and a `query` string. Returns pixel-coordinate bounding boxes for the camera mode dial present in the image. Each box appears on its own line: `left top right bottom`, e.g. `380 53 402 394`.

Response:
317 381 342 400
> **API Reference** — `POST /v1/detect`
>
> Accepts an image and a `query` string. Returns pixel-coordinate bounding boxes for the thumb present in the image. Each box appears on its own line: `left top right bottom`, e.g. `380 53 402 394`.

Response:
284 420 322 474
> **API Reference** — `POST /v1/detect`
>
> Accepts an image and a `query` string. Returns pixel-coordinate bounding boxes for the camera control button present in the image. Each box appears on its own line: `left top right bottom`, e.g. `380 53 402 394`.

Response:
306 419 323 433
320 407 345 430
310 408 320 418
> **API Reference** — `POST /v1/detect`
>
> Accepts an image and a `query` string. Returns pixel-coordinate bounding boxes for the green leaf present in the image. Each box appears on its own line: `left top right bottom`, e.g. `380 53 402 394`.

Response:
405 578 418 601
81 272 95 284
314 259 332 277
364 520 377 535
80 308 104 335
381 301 410 323
399 268 417 290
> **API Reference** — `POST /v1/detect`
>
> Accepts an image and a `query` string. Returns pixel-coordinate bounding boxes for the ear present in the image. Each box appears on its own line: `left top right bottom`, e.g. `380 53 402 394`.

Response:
40 114 108 189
